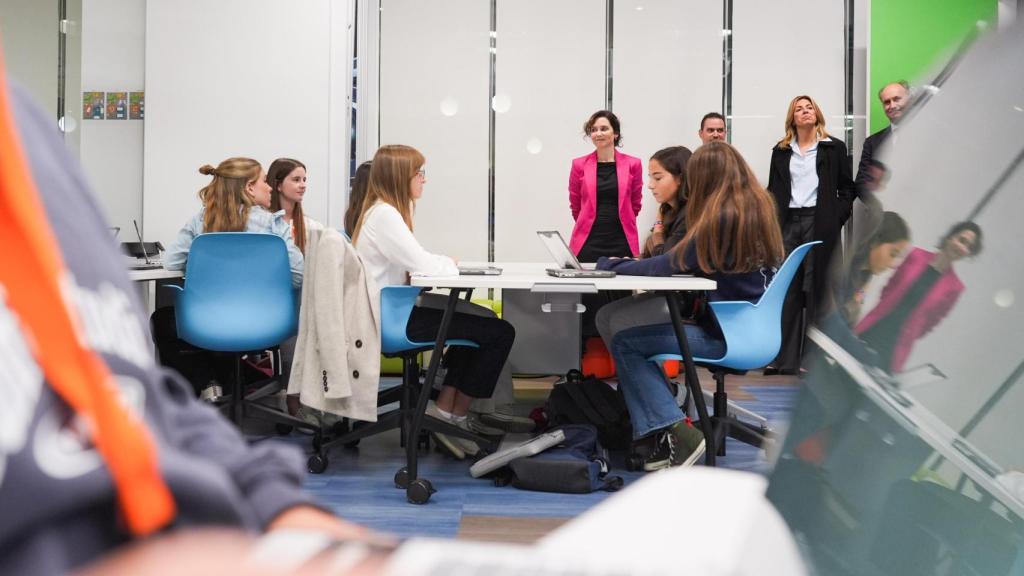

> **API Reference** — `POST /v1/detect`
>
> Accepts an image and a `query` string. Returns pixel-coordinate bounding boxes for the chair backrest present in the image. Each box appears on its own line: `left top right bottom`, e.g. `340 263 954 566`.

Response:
175 233 298 352
697 241 820 369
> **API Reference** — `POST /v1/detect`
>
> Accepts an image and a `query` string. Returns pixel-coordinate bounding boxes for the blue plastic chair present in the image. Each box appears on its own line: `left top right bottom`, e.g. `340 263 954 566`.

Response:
648 241 820 458
165 233 305 428
380 286 477 354
309 285 495 504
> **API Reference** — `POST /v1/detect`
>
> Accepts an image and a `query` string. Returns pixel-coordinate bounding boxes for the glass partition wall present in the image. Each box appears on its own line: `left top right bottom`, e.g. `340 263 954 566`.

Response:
372 0 857 263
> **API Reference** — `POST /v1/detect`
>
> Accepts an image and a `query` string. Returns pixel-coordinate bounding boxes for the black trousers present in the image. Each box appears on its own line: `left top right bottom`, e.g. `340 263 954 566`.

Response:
405 305 515 399
151 306 235 393
775 208 817 371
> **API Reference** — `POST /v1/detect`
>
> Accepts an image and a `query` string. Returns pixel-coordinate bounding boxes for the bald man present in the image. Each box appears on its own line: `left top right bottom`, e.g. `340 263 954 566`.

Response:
856 81 910 190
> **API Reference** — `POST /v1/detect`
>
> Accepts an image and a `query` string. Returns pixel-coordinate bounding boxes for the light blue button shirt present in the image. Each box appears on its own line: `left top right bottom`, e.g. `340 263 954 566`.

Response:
788 138 822 208
164 206 305 287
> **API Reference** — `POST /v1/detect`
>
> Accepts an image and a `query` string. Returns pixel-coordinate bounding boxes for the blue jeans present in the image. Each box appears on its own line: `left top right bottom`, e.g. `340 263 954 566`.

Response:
611 322 726 439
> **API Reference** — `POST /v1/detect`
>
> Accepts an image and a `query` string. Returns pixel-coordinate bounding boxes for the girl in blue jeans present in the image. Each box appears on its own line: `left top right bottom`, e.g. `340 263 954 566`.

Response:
597 142 785 470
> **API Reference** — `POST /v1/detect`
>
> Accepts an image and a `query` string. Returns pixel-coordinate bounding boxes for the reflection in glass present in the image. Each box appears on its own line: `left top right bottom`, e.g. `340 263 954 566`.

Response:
439 97 459 117
491 93 511 113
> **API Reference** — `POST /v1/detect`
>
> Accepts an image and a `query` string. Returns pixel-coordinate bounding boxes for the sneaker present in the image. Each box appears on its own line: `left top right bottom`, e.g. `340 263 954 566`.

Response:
643 431 678 472
463 413 505 436
450 417 481 458
477 406 536 433
643 421 706 471
424 402 471 459
668 420 706 467
199 381 224 403
431 431 466 460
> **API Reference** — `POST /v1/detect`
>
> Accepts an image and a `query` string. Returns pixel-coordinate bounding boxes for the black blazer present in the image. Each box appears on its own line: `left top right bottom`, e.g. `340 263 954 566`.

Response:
855 125 892 190
767 137 856 311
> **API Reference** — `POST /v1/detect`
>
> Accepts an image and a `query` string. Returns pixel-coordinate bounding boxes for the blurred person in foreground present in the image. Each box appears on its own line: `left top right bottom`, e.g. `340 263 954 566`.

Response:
0 49 378 575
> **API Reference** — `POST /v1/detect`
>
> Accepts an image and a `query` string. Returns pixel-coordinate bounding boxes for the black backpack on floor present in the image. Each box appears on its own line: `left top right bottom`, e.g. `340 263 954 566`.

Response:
545 369 632 450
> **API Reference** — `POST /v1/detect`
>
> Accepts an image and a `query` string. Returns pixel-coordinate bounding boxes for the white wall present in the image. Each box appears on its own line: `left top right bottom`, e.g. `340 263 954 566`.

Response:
143 0 352 245
612 0 722 239
731 0 846 184
79 0 145 237
378 0 490 261
493 0 605 262
371 0 853 261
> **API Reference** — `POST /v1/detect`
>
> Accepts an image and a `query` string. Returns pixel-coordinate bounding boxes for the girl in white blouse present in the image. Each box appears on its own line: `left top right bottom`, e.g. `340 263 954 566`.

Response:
351 145 516 459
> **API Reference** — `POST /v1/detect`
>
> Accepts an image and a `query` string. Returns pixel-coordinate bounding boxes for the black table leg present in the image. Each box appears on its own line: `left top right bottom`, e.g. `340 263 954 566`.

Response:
405 288 462 484
664 291 716 466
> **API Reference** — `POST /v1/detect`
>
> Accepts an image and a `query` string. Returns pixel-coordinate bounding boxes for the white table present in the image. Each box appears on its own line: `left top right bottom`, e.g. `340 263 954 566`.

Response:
399 262 718 502
128 267 183 312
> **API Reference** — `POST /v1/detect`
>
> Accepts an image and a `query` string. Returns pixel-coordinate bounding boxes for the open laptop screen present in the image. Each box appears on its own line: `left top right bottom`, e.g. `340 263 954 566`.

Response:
536 230 583 270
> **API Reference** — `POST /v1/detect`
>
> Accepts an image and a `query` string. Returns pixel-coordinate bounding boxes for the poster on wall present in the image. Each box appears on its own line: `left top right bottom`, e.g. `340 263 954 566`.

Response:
83 92 104 119
106 91 128 120
129 91 145 120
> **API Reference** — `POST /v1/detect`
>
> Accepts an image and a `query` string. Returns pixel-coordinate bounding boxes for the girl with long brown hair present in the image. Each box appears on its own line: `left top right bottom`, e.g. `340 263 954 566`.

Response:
594 145 692 350
766 95 856 375
352 144 516 460
267 157 324 254
596 141 784 471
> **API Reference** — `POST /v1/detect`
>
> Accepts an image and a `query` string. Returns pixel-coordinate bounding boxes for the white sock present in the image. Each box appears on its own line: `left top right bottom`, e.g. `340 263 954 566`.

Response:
434 404 456 421
450 414 468 424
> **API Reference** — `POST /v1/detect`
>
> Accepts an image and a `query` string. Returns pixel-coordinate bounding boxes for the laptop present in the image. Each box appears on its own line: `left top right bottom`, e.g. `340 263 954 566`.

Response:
458 265 502 276
536 231 615 278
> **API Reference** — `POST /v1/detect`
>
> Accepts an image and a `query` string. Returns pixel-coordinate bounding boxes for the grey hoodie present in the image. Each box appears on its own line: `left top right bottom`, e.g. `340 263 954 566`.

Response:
0 82 316 574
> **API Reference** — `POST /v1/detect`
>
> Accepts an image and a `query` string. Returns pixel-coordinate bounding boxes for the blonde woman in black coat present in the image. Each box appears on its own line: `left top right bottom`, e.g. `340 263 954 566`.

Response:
766 95 856 374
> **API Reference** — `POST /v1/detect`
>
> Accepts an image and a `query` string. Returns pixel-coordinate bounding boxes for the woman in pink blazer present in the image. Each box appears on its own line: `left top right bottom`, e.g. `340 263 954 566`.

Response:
855 221 982 373
568 110 644 261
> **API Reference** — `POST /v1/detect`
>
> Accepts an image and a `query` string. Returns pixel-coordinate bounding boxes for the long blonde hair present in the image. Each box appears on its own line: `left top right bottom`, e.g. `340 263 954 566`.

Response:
673 142 784 274
776 95 829 149
197 157 262 232
351 145 425 244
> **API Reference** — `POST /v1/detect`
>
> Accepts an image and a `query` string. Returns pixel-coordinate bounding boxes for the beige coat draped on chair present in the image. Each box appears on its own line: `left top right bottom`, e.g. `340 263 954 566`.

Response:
289 228 381 421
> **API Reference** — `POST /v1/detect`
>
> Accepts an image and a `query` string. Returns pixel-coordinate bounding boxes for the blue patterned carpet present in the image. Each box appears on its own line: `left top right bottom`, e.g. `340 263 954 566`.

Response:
295 384 799 539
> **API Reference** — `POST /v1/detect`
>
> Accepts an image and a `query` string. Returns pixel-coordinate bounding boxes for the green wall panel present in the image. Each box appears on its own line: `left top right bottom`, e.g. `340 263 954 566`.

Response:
870 0 996 133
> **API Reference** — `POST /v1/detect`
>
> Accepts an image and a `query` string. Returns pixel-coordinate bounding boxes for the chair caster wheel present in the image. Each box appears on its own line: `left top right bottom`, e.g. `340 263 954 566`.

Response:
394 467 410 489
307 454 328 474
275 423 293 435
625 454 644 472
406 478 435 504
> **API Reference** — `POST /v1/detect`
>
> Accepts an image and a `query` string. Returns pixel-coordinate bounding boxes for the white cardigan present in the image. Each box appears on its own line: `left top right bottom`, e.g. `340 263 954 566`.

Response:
355 201 458 293
289 228 381 421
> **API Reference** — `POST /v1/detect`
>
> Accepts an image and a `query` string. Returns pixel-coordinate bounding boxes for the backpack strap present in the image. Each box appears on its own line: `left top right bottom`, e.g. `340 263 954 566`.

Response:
601 476 625 492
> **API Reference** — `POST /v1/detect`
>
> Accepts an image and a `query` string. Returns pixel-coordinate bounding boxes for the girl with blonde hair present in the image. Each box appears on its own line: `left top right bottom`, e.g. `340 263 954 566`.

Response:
765 95 856 375
157 157 304 394
165 157 303 284
353 144 516 459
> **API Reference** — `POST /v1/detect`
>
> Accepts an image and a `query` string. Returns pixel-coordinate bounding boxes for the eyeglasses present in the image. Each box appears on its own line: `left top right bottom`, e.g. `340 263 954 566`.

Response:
416 168 427 178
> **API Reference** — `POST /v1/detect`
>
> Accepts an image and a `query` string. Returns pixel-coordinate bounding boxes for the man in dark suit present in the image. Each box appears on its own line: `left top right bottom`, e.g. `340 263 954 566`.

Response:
856 80 910 189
